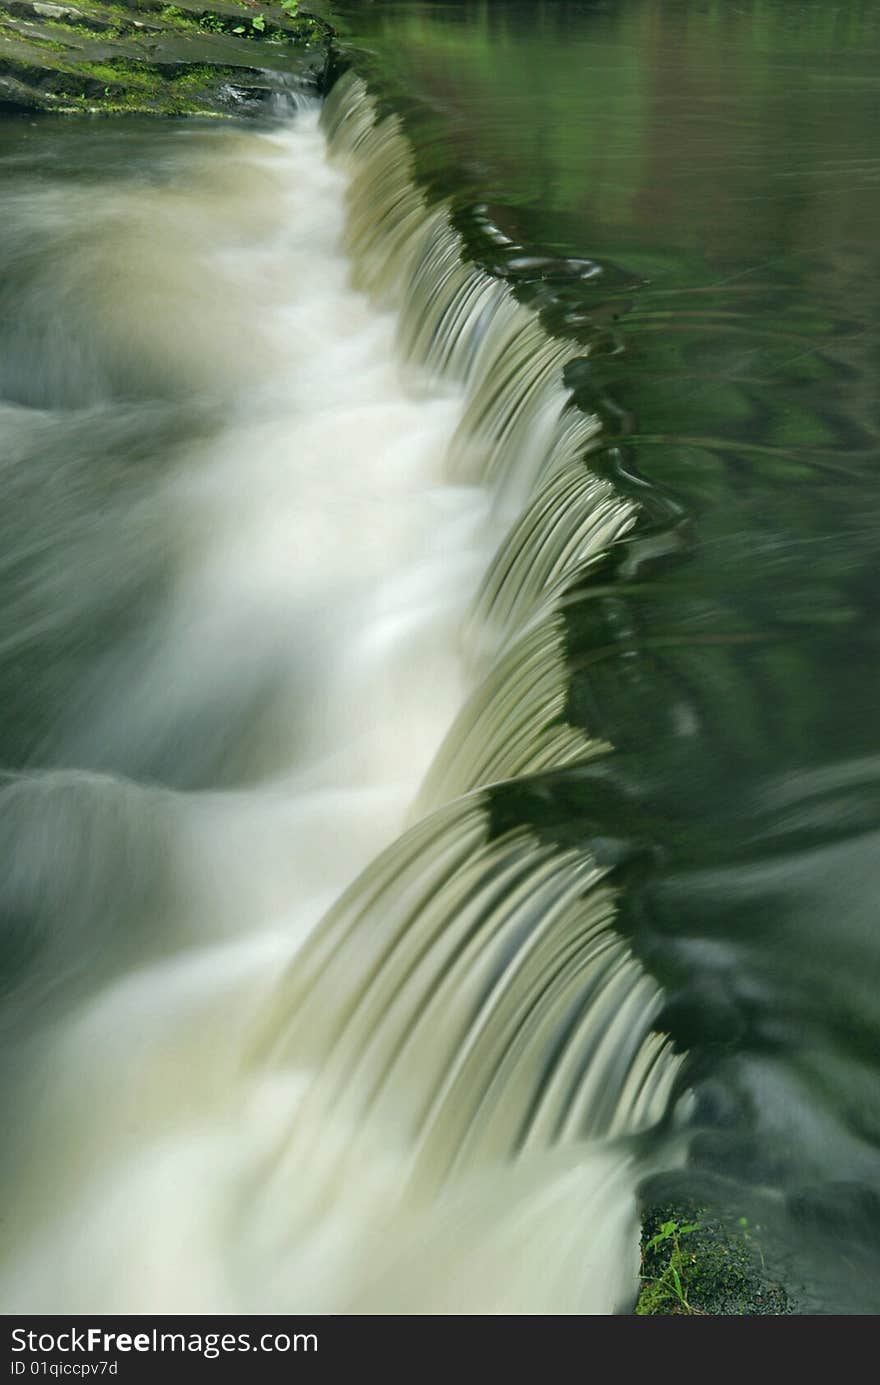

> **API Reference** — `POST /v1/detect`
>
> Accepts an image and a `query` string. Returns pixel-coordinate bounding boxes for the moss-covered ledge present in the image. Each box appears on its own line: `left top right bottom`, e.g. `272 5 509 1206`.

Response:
635 1185 794 1316
0 0 334 115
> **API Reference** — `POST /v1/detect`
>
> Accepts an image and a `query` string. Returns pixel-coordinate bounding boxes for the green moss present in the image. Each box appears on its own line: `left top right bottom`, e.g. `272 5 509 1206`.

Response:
170 61 232 87
41 18 129 38
70 56 244 111
54 0 129 17
0 0 332 115
77 58 158 85
636 1201 792 1316
157 4 201 31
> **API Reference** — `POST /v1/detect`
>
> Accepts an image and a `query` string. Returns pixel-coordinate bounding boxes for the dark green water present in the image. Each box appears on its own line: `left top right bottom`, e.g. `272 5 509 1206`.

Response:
330 0 880 1310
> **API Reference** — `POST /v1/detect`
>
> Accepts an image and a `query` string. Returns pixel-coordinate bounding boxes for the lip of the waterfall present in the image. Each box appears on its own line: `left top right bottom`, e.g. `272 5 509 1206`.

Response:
313 49 691 606
319 51 645 331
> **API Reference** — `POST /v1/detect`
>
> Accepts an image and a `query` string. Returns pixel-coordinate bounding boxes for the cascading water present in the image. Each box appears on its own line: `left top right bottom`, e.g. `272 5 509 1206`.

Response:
0 77 686 1314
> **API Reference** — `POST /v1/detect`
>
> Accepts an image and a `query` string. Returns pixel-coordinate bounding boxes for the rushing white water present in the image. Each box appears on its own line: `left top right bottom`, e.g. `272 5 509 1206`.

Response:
0 86 684 1314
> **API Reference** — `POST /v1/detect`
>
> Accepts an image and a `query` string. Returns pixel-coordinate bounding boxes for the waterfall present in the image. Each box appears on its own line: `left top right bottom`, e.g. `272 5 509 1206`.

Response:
0 78 685 1315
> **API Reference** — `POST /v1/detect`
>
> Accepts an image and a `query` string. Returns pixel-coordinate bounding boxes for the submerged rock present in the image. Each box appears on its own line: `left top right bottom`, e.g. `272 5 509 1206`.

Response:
0 0 333 116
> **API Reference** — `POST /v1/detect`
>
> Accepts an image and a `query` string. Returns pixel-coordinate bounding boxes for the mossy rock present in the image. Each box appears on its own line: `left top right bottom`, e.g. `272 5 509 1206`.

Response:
0 0 334 115
636 1196 793 1316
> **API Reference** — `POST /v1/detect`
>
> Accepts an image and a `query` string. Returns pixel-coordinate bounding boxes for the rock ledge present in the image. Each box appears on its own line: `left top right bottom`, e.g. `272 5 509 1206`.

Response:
0 0 333 116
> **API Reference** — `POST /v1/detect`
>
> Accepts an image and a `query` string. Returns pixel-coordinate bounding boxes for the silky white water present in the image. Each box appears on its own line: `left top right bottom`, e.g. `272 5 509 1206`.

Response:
0 94 681 1314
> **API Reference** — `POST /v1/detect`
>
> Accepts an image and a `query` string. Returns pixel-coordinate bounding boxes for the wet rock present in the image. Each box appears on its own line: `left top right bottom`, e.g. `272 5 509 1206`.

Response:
0 68 42 104
0 0 334 116
31 3 85 20
636 1181 794 1316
